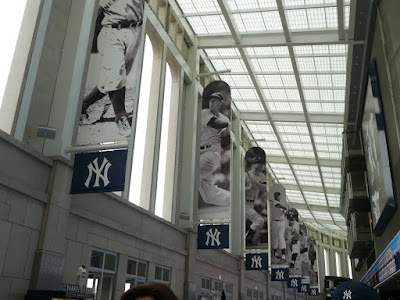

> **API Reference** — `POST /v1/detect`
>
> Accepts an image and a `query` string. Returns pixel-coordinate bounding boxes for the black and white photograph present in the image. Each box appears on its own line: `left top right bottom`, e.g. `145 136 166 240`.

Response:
284 208 301 276
244 147 268 250
77 0 145 145
197 81 232 220
269 184 288 266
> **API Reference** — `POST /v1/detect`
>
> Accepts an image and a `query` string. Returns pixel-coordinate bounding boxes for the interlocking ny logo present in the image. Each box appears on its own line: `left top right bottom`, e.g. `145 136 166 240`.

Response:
251 255 263 269
301 285 307 292
276 270 285 280
205 228 221 246
343 290 352 300
311 289 317 295
291 279 298 287
85 157 112 188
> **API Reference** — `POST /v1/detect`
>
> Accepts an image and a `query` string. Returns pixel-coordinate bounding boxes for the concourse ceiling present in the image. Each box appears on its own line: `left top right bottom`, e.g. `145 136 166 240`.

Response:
173 0 361 238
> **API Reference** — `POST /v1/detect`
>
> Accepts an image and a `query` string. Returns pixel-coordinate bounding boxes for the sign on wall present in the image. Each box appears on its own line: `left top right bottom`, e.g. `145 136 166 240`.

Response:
76 0 145 145
244 147 268 250
197 225 229 249
245 253 268 270
361 59 396 236
197 81 232 221
70 150 127 194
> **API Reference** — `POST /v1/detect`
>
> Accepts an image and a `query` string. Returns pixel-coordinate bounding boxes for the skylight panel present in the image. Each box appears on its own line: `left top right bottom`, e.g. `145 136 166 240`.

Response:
234 88 259 99
294 45 313 55
330 56 347 72
234 13 266 32
211 59 247 72
306 103 322 112
344 5 350 29
332 213 346 222
327 194 340 207
269 89 288 100
317 74 333 87
264 149 284 156
276 123 309 134
187 15 230 34
276 58 294 72
247 47 273 56
281 75 297 87
296 57 316 72
286 190 305 204
245 121 273 132
296 209 314 219
234 101 264 111
313 212 332 220
262 11 284 31
177 0 220 14
227 0 277 10
286 7 338 31
205 48 240 57
301 75 318 87
314 57 331 72
286 9 308 30
332 74 346 87
307 8 328 28
220 74 253 86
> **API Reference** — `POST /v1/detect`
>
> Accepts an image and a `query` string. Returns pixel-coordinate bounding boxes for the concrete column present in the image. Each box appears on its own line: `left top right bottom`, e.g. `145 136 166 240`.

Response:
238 259 245 300
114 254 128 300
175 39 199 228
184 230 198 300
29 160 73 290
230 112 243 256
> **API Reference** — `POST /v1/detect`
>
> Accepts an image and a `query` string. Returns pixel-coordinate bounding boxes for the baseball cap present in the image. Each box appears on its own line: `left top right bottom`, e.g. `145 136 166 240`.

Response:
331 281 380 300
209 92 224 101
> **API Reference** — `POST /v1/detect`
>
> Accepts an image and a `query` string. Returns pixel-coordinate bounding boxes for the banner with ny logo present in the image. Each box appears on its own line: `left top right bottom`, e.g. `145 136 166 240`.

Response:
70 150 128 194
271 268 289 281
245 253 268 270
197 225 229 249
287 277 302 289
308 287 319 296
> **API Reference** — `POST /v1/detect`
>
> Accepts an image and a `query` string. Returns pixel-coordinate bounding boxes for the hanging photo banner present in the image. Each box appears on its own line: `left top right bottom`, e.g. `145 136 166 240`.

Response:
245 253 268 270
197 81 232 221
197 225 229 249
70 150 128 194
285 207 302 286
77 0 145 145
269 184 289 279
298 224 312 293
244 147 268 250
308 233 319 296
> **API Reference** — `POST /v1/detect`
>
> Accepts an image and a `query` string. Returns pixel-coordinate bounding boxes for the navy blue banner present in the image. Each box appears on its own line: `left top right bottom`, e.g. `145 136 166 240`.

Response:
298 283 309 293
197 225 229 249
308 288 319 296
287 277 301 289
271 268 289 281
245 253 268 270
70 150 127 194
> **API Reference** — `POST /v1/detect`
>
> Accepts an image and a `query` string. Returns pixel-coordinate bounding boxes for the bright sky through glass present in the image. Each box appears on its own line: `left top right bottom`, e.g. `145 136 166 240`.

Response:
0 0 27 108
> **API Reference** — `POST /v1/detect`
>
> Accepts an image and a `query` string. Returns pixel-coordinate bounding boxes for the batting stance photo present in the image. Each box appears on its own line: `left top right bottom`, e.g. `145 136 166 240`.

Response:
77 0 145 145
197 81 231 220
244 147 268 249
269 184 288 265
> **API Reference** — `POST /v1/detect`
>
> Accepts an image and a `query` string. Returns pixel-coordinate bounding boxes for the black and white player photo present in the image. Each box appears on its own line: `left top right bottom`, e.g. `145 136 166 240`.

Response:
270 184 288 265
244 147 268 249
284 208 301 275
197 81 231 220
77 0 145 145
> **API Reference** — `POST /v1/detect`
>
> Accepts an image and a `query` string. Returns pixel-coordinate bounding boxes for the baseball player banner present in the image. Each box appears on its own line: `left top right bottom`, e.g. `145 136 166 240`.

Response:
245 253 268 270
197 225 229 249
70 150 128 194
244 147 268 250
77 0 145 145
269 184 288 267
308 231 319 296
271 267 289 281
197 81 232 221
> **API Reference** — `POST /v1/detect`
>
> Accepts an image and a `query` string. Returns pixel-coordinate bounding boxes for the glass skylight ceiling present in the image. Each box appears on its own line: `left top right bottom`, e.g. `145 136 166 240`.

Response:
176 0 352 237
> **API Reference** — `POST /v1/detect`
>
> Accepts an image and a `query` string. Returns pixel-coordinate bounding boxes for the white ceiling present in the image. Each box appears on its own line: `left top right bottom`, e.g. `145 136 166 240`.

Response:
174 0 356 238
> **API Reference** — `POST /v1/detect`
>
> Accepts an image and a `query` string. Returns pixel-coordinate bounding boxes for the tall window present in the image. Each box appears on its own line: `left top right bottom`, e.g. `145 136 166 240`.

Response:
347 255 353 279
201 277 212 300
154 264 171 286
155 63 172 217
335 251 342 276
324 248 330 276
125 258 148 291
225 283 233 300
87 248 118 300
130 35 153 205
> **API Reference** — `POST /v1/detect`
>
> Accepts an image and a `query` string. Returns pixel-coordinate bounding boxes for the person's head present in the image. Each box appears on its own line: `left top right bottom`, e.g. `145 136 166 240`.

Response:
208 92 224 114
274 192 281 201
331 280 380 300
287 208 299 223
245 147 266 171
120 282 178 300
202 81 231 110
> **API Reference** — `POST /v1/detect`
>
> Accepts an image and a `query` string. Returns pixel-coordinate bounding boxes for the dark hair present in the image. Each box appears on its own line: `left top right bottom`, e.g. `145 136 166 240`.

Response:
202 81 231 109
120 282 178 300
